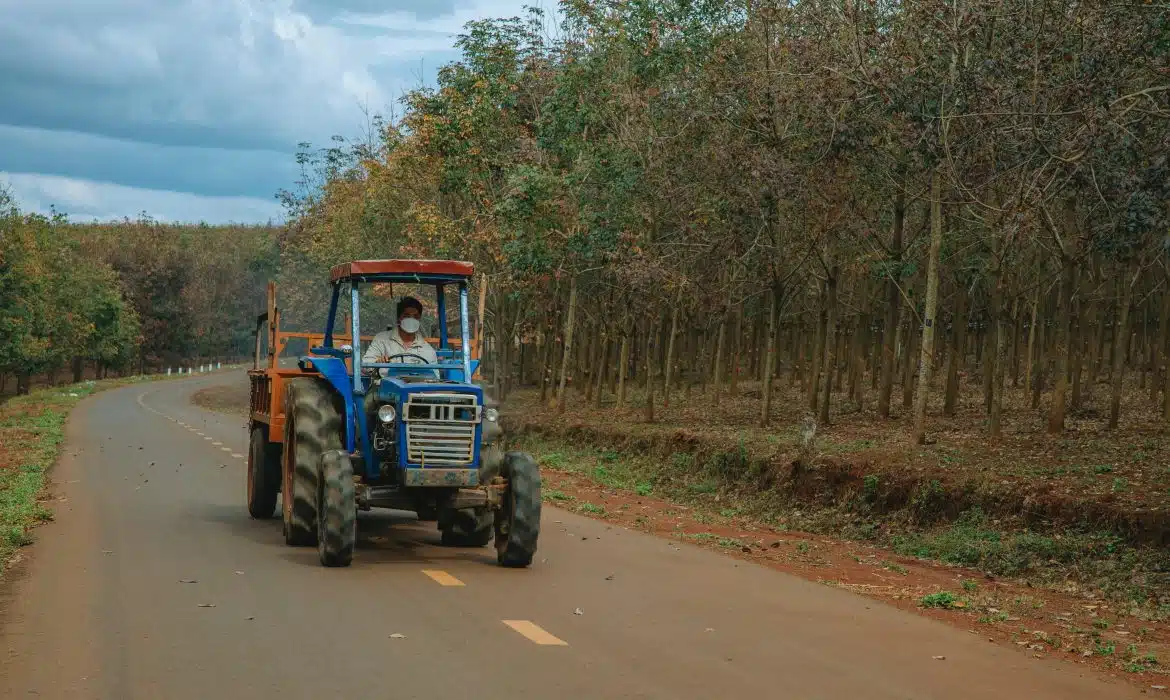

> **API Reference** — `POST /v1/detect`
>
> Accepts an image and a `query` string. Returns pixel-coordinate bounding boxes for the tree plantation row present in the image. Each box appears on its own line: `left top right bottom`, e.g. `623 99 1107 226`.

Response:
275 1 1168 440
5 0 1166 440
0 188 278 396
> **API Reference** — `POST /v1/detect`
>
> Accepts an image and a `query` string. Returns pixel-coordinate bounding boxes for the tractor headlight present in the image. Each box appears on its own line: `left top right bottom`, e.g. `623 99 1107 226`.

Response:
484 407 499 422
377 404 397 424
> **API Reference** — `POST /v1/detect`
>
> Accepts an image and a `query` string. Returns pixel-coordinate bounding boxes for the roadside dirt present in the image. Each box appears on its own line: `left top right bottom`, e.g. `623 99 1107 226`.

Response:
503 382 1170 547
192 385 250 418
197 378 1170 692
535 464 1170 691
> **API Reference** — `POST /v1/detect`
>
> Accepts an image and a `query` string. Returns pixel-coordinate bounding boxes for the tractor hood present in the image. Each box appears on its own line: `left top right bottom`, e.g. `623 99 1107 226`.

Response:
376 376 484 403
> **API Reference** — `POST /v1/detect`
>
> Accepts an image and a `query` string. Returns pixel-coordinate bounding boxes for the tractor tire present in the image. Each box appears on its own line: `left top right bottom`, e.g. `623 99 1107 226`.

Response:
440 507 493 547
282 377 343 547
494 452 541 568
247 425 281 519
317 449 356 567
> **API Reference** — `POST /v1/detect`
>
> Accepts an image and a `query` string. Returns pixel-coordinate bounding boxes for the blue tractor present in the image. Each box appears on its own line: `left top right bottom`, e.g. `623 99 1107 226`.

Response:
246 259 541 568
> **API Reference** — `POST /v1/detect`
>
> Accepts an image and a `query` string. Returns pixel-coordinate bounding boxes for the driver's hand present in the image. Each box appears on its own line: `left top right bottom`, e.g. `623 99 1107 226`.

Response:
376 355 390 363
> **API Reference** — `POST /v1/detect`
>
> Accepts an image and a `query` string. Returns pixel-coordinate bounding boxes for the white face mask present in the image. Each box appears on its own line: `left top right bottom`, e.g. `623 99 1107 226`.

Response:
399 317 421 334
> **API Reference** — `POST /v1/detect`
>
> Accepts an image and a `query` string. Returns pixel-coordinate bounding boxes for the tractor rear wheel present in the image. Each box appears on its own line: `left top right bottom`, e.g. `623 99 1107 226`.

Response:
494 452 541 567
282 378 343 547
440 507 493 547
317 450 356 567
247 425 281 519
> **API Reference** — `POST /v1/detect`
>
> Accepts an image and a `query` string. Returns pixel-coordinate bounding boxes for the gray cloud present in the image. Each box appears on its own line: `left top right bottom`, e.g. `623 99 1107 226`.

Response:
0 0 530 221
294 0 469 22
0 125 298 200
1 172 284 225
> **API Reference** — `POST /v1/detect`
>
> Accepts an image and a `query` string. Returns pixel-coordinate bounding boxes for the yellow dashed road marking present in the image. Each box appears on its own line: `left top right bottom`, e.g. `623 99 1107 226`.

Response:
502 620 567 646
422 570 465 587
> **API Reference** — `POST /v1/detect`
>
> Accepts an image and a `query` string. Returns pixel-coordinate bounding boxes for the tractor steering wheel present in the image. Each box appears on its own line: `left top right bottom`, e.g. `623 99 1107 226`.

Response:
382 352 432 366
363 352 435 377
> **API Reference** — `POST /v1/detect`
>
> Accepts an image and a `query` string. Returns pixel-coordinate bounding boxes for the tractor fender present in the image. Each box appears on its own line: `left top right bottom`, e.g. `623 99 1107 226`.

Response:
299 355 357 453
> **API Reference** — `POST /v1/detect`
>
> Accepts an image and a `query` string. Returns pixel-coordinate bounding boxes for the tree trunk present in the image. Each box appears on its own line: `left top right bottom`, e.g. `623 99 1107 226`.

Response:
902 312 917 412
555 277 578 413
664 292 681 409
819 266 839 425
730 303 743 397
617 330 630 408
644 321 656 423
982 308 996 415
1010 302 1022 388
878 191 905 418
1032 316 1047 410
990 301 1008 439
1024 290 1039 397
538 323 554 404
944 289 967 416
16 372 31 396
1047 198 1079 434
1109 265 1137 430
1071 308 1086 412
713 300 729 402
761 283 781 426
913 172 944 445
1154 285 1170 407
72 356 84 384
593 336 608 409
989 283 1007 438
583 332 594 404
870 318 882 390
851 311 868 410
809 284 827 412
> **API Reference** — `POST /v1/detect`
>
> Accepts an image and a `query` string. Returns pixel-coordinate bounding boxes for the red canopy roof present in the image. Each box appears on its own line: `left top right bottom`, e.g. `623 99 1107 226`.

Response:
329 259 475 283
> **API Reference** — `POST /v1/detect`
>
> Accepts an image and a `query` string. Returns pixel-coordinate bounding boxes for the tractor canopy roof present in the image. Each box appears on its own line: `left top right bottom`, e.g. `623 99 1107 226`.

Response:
329 259 475 285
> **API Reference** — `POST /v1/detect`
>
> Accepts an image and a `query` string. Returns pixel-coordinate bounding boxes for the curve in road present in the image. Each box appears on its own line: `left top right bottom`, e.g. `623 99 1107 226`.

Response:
0 372 1145 699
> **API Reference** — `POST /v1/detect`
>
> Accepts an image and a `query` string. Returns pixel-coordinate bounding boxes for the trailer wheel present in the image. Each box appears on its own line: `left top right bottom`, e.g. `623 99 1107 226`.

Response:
247 425 281 519
317 450 356 567
494 452 541 567
282 378 343 547
440 507 493 547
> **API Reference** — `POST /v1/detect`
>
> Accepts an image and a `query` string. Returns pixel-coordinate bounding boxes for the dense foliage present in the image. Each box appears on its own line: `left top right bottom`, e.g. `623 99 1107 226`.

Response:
0 186 278 395
9 0 1169 440
276 0 1169 437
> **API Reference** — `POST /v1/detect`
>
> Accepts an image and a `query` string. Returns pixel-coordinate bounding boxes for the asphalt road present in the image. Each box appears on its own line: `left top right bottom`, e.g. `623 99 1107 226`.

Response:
0 372 1146 699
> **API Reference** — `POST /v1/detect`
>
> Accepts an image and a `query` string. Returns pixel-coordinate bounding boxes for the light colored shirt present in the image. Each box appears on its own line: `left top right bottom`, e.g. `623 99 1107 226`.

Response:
362 330 439 378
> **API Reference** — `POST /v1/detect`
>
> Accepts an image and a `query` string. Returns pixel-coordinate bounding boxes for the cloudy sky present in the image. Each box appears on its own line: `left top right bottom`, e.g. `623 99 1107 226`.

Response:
0 0 540 224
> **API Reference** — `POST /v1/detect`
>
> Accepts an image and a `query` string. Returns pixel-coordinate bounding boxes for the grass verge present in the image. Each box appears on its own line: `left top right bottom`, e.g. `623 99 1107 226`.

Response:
510 433 1170 613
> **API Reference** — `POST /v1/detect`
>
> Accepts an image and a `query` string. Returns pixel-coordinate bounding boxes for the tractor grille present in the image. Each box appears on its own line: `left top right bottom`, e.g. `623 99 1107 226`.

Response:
404 394 479 466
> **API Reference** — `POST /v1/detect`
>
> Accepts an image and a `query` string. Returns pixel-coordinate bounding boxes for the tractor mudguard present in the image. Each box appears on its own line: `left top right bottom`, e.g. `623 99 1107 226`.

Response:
299 355 357 453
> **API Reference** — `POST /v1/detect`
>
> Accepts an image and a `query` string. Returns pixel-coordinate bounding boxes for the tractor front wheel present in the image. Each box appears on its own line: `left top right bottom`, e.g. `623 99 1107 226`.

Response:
493 452 541 568
282 378 343 547
440 507 493 547
247 425 281 519
317 450 356 567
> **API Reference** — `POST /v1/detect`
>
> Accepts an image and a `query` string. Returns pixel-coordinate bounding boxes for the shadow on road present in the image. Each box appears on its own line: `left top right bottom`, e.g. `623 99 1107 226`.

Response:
192 502 498 568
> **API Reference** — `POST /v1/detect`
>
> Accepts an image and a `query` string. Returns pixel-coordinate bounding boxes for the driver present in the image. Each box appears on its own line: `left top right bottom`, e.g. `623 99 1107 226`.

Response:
362 296 439 378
